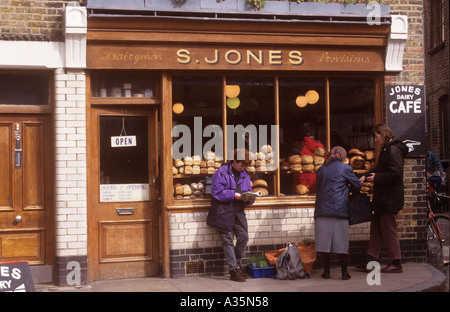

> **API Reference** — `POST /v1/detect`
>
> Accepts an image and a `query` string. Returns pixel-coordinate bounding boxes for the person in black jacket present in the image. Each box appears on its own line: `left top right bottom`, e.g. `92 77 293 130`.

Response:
314 146 362 280
357 124 408 273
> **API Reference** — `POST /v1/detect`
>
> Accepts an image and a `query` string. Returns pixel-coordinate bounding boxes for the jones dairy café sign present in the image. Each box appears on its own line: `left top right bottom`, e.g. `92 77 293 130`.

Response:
386 85 426 157
88 46 385 71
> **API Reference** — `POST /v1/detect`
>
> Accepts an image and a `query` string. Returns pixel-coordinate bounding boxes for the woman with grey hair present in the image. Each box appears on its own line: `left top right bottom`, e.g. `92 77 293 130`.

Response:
314 146 362 280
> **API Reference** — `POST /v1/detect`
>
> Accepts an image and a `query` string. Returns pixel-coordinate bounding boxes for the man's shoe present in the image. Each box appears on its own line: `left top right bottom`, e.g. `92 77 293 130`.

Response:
230 268 246 282
237 266 250 279
381 263 403 273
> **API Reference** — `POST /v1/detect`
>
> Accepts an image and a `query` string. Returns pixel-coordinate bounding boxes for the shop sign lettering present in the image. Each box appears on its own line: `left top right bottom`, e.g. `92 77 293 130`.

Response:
319 52 371 64
0 261 35 292
101 51 162 65
176 49 303 67
89 45 384 71
100 183 150 202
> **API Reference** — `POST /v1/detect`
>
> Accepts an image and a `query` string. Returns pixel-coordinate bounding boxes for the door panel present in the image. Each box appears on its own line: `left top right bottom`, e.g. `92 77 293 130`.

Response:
22 122 45 210
0 116 53 265
88 108 160 280
0 123 13 211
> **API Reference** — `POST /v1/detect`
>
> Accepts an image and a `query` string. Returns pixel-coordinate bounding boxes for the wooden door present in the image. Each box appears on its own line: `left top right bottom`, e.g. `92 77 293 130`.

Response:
0 115 53 266
88 107 160 280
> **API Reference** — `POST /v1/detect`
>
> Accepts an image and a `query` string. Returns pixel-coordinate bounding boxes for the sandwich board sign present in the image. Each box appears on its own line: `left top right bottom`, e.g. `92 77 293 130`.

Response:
0 261 35 292
386 85 426 157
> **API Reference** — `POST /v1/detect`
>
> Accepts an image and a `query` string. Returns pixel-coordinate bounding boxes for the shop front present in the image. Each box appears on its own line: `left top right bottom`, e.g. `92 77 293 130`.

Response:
85 3 424 280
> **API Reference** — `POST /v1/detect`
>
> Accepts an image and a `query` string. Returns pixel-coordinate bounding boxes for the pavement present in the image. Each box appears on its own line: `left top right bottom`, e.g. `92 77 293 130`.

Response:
36 262 447 293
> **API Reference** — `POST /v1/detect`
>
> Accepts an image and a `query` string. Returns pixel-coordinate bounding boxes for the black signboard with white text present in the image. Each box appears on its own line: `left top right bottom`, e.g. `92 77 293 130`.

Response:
0 261 35 292
386 85 426 157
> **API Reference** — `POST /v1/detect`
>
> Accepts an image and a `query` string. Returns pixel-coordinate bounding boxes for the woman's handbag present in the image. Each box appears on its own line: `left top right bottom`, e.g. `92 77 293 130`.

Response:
349 192 373 225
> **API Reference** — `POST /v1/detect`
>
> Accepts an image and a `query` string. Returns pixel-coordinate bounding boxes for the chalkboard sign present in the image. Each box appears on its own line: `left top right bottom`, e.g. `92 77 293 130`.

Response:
386 85 426 157
0 261 35 292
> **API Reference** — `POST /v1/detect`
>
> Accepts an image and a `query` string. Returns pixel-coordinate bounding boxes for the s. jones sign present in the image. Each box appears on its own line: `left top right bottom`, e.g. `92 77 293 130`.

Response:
87 45 385 71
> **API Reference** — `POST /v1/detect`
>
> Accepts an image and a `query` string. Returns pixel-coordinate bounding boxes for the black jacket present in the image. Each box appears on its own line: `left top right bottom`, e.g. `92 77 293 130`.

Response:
372 139 409 213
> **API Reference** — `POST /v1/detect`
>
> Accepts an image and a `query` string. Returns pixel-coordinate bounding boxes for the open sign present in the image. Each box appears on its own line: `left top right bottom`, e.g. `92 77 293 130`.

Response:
111 135 137 148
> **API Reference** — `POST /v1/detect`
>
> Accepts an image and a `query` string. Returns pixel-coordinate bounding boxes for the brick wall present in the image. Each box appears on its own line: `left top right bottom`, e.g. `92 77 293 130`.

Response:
54 68 88 285
0 0 86 41
423 1 449 161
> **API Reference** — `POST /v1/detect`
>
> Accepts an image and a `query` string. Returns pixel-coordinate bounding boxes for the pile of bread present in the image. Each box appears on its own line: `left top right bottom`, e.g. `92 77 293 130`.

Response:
173 151 223 175
174 182 205 199
245 145 276 174
287 146 326 173
346 148 375 171
251 179 269 196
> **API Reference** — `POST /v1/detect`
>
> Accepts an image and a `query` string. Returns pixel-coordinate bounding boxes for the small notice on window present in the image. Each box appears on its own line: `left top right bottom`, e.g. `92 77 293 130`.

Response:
111 135 137 148
100 183 150 202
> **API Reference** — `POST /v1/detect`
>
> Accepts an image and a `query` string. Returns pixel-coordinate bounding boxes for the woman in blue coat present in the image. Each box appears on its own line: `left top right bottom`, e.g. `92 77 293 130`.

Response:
314 146 362 280
207 149 255 282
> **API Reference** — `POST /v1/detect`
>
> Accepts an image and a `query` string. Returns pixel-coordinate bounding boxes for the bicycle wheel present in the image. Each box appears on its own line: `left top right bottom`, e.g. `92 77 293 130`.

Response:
434 215 449 246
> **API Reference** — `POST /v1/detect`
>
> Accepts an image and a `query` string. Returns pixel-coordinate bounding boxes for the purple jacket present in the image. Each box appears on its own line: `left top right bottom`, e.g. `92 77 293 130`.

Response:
207 161 253 233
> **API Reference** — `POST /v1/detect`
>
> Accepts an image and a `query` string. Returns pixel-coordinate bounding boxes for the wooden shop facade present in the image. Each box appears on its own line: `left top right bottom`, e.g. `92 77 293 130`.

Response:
84 1 424 281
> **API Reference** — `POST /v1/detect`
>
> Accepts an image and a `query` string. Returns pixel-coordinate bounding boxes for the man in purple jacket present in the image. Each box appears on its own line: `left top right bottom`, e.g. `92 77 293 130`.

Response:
207 149 255 282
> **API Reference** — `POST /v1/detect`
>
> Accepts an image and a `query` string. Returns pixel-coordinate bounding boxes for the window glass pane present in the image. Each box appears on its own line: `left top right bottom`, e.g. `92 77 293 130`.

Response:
329 78 375 171
91 73 155 97
0 74 49 105
279 77 326 196
172 76 222 200
225 76 276 196
99 116 149 202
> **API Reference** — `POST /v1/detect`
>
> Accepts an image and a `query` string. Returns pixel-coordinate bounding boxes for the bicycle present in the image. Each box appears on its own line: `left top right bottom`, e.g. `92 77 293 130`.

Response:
426 191 449 265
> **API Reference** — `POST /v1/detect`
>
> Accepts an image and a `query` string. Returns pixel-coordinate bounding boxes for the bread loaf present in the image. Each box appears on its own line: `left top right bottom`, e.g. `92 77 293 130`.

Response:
184 156 193 166
313 156 324 165
252 187 269 196
174 183 183 195
182 184 192 195
252 179 268 188
288 155 302 164
289 164 302 172
295 184 309 195
365 150 374 160
349 156 365 169
301 155 313 164
192 165 200 174
314 146 325 157
184 165 193 174
174 159 184 167
302 163 314 172
349 148 365 158
246 166 255 173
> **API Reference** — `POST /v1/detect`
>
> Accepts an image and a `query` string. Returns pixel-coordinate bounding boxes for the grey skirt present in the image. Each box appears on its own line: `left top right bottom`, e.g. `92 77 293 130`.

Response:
314 217 349 254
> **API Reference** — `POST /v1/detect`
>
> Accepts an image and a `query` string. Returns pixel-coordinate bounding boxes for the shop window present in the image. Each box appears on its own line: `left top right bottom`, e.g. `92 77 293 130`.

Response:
172 76 222 200
278 77 326 196
329 78 375 177
226 76 276 197
0 73 49 106
99 116 149 202
91 72 156 98
169 75 376 203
